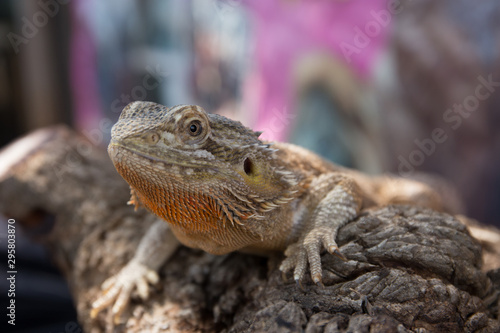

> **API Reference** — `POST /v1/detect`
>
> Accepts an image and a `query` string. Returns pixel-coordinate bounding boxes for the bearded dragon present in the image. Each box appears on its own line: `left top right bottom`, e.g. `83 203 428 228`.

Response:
91 101 447 322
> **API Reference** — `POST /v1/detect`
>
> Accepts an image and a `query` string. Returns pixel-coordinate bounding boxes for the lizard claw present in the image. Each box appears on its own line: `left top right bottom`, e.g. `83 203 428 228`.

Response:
91 260 159 324
295 278 305 291
315 280 325 288
328 246 347 261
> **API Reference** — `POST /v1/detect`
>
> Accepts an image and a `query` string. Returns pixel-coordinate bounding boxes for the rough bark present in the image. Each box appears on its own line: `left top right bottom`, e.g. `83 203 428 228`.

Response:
0 126 499 332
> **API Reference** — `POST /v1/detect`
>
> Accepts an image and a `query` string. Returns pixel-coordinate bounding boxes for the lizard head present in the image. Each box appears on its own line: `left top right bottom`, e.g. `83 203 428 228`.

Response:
109 101 297 228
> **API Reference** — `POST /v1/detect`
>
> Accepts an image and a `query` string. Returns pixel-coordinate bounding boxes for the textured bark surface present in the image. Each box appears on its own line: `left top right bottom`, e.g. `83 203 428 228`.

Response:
0 127 499 332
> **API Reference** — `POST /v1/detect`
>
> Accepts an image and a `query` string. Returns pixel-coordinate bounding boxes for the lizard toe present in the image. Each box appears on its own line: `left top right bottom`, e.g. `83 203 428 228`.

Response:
292 246 308 283
319 230 347 261
304 240 322 284
112 282 134 324
279 253 297 274
91 285 120 319
280 243 300 280
136 277 150 300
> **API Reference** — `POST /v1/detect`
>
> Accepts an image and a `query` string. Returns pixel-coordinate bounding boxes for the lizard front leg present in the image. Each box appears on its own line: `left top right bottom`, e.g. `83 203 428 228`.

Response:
280 174 362 286
91 219 179 323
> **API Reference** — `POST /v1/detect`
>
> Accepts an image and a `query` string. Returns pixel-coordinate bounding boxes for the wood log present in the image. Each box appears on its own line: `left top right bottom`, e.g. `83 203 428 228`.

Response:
0 126 499 332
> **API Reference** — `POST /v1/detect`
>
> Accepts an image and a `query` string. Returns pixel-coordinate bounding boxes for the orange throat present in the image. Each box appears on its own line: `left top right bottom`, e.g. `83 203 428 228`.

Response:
130 177 227 234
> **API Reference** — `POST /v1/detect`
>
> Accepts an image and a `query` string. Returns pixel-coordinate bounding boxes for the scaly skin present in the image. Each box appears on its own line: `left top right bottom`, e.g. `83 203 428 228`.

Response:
92 101 444 322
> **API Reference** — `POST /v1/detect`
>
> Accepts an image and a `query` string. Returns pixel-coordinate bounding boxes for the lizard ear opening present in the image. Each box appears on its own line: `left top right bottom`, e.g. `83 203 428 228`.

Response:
243 157 254 176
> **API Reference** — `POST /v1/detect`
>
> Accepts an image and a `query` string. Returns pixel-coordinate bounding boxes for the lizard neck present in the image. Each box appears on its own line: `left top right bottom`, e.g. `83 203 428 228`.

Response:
116 161 266 253
132 177 266 254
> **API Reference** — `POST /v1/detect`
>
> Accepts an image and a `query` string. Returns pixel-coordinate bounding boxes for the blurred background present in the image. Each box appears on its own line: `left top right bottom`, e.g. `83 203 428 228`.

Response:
0 0 499 331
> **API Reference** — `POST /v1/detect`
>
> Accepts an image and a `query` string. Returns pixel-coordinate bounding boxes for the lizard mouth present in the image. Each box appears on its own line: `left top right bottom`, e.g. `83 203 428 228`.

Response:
108 142 218 172
109 142 173 165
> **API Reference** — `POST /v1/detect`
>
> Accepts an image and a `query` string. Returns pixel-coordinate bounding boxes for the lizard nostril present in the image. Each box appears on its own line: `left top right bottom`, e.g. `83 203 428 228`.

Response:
244 158 253 176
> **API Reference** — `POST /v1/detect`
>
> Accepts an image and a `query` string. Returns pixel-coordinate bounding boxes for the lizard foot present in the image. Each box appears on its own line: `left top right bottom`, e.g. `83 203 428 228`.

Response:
279 226 346 286
90 259 159 324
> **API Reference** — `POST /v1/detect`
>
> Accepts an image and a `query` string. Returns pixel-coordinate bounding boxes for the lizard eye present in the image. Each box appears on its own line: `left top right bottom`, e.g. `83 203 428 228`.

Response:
177 107 210 145
188 120 202 136
144 132 160 144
